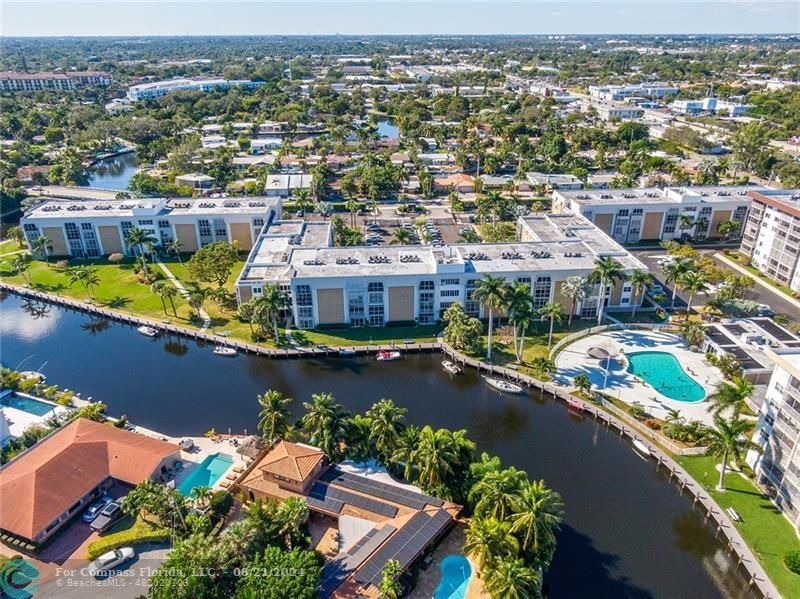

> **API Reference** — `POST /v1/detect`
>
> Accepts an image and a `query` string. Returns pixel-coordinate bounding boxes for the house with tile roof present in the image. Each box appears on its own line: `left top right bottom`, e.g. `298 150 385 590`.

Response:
0 418 179 544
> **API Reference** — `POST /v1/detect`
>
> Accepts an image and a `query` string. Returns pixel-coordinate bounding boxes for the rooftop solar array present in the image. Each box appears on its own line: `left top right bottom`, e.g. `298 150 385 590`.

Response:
306 493 345 515
726 346 765 370
310 482 398 518
724 324 747 336
706 326 736 347
752 318 798 343
320 467 444 509
318 525 396 598
353 509 451 587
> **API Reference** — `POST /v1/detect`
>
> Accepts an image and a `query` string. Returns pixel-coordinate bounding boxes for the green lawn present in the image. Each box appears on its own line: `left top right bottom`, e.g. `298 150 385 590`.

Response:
678 455 800 598
299 325 440 347
0 239 23 256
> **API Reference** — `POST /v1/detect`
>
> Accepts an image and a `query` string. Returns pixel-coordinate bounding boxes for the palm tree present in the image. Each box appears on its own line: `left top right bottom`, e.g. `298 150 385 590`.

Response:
663 258 693 310
32 235 52 262
717 220 740 241
469 467 526 521
276 497 309 550
531 357 556 379
681 320 705 347
253 284 288 344
365 399 407 462
560 276 587 327
573 373 591 396
681 270 709 315
539 301 564 348
705 415 762 491
707 377 753 418
187 287 206 318
628 270 654 318
125 227 157 275
301 393 350 458
588 257 624 326
391 228 412 245
12 253 32 285
316 201 333 221
510 301 536 362
473 275 508 360
151 280 172 315
464 516 519 571
409 426 457 489
345 198 360 228
509 479 564 557
293 188 313 220
378 559 403 599
67 265 100 299
257 389 293 443
192 485 213 509
165 239 183 264
390 424 420 480
484 557 541 599
6 225 25 248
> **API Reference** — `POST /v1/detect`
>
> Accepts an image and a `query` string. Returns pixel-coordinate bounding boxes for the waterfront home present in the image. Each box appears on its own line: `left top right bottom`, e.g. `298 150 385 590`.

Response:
237 440 459 598
0 418 179 545
264 173 313 197
175 173 216 191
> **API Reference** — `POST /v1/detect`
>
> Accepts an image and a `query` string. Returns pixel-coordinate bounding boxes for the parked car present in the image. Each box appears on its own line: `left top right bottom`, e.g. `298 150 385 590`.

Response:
90 501 124 532
86 547 135 577
647 284 664 295
757 304 775 316
82 496 112 523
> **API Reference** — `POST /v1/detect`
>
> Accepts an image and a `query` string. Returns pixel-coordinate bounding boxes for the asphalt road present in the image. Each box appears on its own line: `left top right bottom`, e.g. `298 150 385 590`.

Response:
34 543 170 599
629 248 800 318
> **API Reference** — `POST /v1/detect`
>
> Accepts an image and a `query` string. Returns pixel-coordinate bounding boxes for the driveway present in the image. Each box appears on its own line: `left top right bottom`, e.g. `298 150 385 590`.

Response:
34 543 170 599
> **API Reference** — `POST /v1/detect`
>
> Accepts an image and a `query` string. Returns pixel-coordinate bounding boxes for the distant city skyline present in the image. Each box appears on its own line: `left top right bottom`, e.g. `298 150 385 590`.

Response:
1 1 798 37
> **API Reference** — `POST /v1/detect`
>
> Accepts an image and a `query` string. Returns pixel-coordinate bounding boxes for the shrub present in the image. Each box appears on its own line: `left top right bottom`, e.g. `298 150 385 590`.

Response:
208 490 233 520
54 260 69 270
784 550 800 575
108 253 124 263
86 519 169 560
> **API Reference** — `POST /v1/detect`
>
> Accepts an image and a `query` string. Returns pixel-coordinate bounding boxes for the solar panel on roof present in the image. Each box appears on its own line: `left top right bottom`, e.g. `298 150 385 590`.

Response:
320 467 444 509
725 347 765 370
752 319 798 343
310 482 398 518
354 509 452 587
318 525 397 598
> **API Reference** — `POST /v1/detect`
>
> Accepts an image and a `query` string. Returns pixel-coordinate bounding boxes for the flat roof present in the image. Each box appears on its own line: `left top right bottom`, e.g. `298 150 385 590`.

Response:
704 317 800 372
556 185 763 206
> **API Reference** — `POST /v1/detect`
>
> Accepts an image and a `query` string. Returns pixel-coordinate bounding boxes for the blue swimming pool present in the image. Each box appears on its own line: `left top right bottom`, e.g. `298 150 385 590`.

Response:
0 392 57 416
627 351 706 402
177 452 233 496
434 554 472 599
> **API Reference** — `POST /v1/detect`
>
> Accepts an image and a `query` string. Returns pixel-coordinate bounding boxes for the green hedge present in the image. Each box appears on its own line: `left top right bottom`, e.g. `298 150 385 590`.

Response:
86 520 169 560
784 550 800 575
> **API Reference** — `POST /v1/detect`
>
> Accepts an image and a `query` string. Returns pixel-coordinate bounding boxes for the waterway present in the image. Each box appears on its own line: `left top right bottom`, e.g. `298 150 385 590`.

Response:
0 293 753 599
85 152 138 191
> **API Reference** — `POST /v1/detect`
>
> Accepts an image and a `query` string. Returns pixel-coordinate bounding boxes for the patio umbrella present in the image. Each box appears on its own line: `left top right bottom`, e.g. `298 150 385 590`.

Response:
587 344 621 389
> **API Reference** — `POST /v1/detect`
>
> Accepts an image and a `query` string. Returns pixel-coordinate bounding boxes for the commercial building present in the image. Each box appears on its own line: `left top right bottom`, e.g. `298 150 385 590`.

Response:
20 196 281 258
671 97 750 117
588 84 679 101
552 186 756 244
596 104 645 121
236 212 646 329
127 78 265 101
748 348 800 531
237 440 459 598
527 172 583 191
0 418 179 544
739 189 800 293
0 71 111 92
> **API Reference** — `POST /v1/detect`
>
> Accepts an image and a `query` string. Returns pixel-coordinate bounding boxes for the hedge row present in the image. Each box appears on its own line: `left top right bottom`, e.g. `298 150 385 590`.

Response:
86 522 169 561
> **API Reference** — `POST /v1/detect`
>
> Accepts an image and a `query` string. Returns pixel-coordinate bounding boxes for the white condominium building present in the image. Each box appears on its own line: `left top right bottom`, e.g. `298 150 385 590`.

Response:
552 186 757 245
748 348 800 531
740 189 800 293
127 78 265 101
20 197 281 258
236 213 646 329
0 71 111 92
588 84 679 101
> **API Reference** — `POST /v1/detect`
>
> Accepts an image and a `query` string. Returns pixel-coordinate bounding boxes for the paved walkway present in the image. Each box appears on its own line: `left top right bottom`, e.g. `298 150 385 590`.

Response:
715 252 800 312
155 257 211 331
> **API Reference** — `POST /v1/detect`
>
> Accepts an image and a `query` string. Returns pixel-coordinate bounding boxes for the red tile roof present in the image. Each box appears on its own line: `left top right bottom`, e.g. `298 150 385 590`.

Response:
0 419 179 540
258 440 325 483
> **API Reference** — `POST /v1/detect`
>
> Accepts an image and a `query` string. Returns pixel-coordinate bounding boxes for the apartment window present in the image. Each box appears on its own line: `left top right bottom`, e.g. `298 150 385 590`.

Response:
733 206 748 223
440 289 460 298
419 280 435 291
198 219 213 246
418 280 435 323
439 301 455 317
22 223 40 245
158 220 170 229
632 208 643 215
64 222 85 257
532 276 552 309
295 285 313 307
465 279 480 317
441 278 460 286
368 304 385 326
297 306 314 329
349 295 366 326
368 282 384 305
213 219 228 241
664 208 679 234
618 209 629 217
81 226 100 258
138 219 153 226
515 277 532 285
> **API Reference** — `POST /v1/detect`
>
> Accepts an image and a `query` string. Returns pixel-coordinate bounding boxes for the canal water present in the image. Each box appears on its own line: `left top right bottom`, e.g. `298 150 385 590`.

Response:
0 293 752 599
85 152 138 191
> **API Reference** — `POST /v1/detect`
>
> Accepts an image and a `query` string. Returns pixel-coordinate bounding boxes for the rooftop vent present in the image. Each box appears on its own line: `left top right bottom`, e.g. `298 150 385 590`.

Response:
302 259 326 266
400 254 421 263
368 255 391 264
335 257 359 265
464 251 489 260
500 251 522 260
531 250 552 259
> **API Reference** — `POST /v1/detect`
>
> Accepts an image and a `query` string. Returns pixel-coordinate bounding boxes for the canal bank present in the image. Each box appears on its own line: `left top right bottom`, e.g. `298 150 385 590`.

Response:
0 291 767 598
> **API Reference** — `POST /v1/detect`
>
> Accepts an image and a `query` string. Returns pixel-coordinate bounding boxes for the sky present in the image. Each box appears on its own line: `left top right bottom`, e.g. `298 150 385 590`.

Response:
1 1 798 37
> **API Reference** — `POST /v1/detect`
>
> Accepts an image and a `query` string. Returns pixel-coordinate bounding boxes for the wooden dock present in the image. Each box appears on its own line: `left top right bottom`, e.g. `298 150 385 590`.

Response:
0 282 781 598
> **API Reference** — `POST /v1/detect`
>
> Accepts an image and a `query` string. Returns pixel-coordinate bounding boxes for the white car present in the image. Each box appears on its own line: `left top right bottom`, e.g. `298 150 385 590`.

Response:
87 547 135 577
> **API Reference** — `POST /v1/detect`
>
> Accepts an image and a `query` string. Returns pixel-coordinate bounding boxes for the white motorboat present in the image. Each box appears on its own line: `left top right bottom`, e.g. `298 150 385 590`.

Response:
442 360 462 375
213 346 237 357
632 439 652 457
137 325 159 338
339 348 356 356
19 371 46 383
376 350 401 362
483 376 524 394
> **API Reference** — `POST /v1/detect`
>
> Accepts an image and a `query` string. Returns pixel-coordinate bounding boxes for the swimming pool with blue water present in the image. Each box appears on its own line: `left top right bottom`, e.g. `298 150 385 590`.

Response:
433 554 471 599
626 351 706 403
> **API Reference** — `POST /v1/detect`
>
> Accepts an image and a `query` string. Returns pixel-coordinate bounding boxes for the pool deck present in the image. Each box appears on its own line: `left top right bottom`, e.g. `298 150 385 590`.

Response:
0 393 68 445
555 329 722 426
128 426 247 492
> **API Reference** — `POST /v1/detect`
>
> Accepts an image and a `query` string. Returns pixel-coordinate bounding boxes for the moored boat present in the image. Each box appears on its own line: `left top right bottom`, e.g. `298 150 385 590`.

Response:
137 325 159 338
376 350 401 362
213 346 237 357
19 371 46 383
483 376 524 394
633 438 651 457
566 398 585 412
442 360 462 375
338 348 356 356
